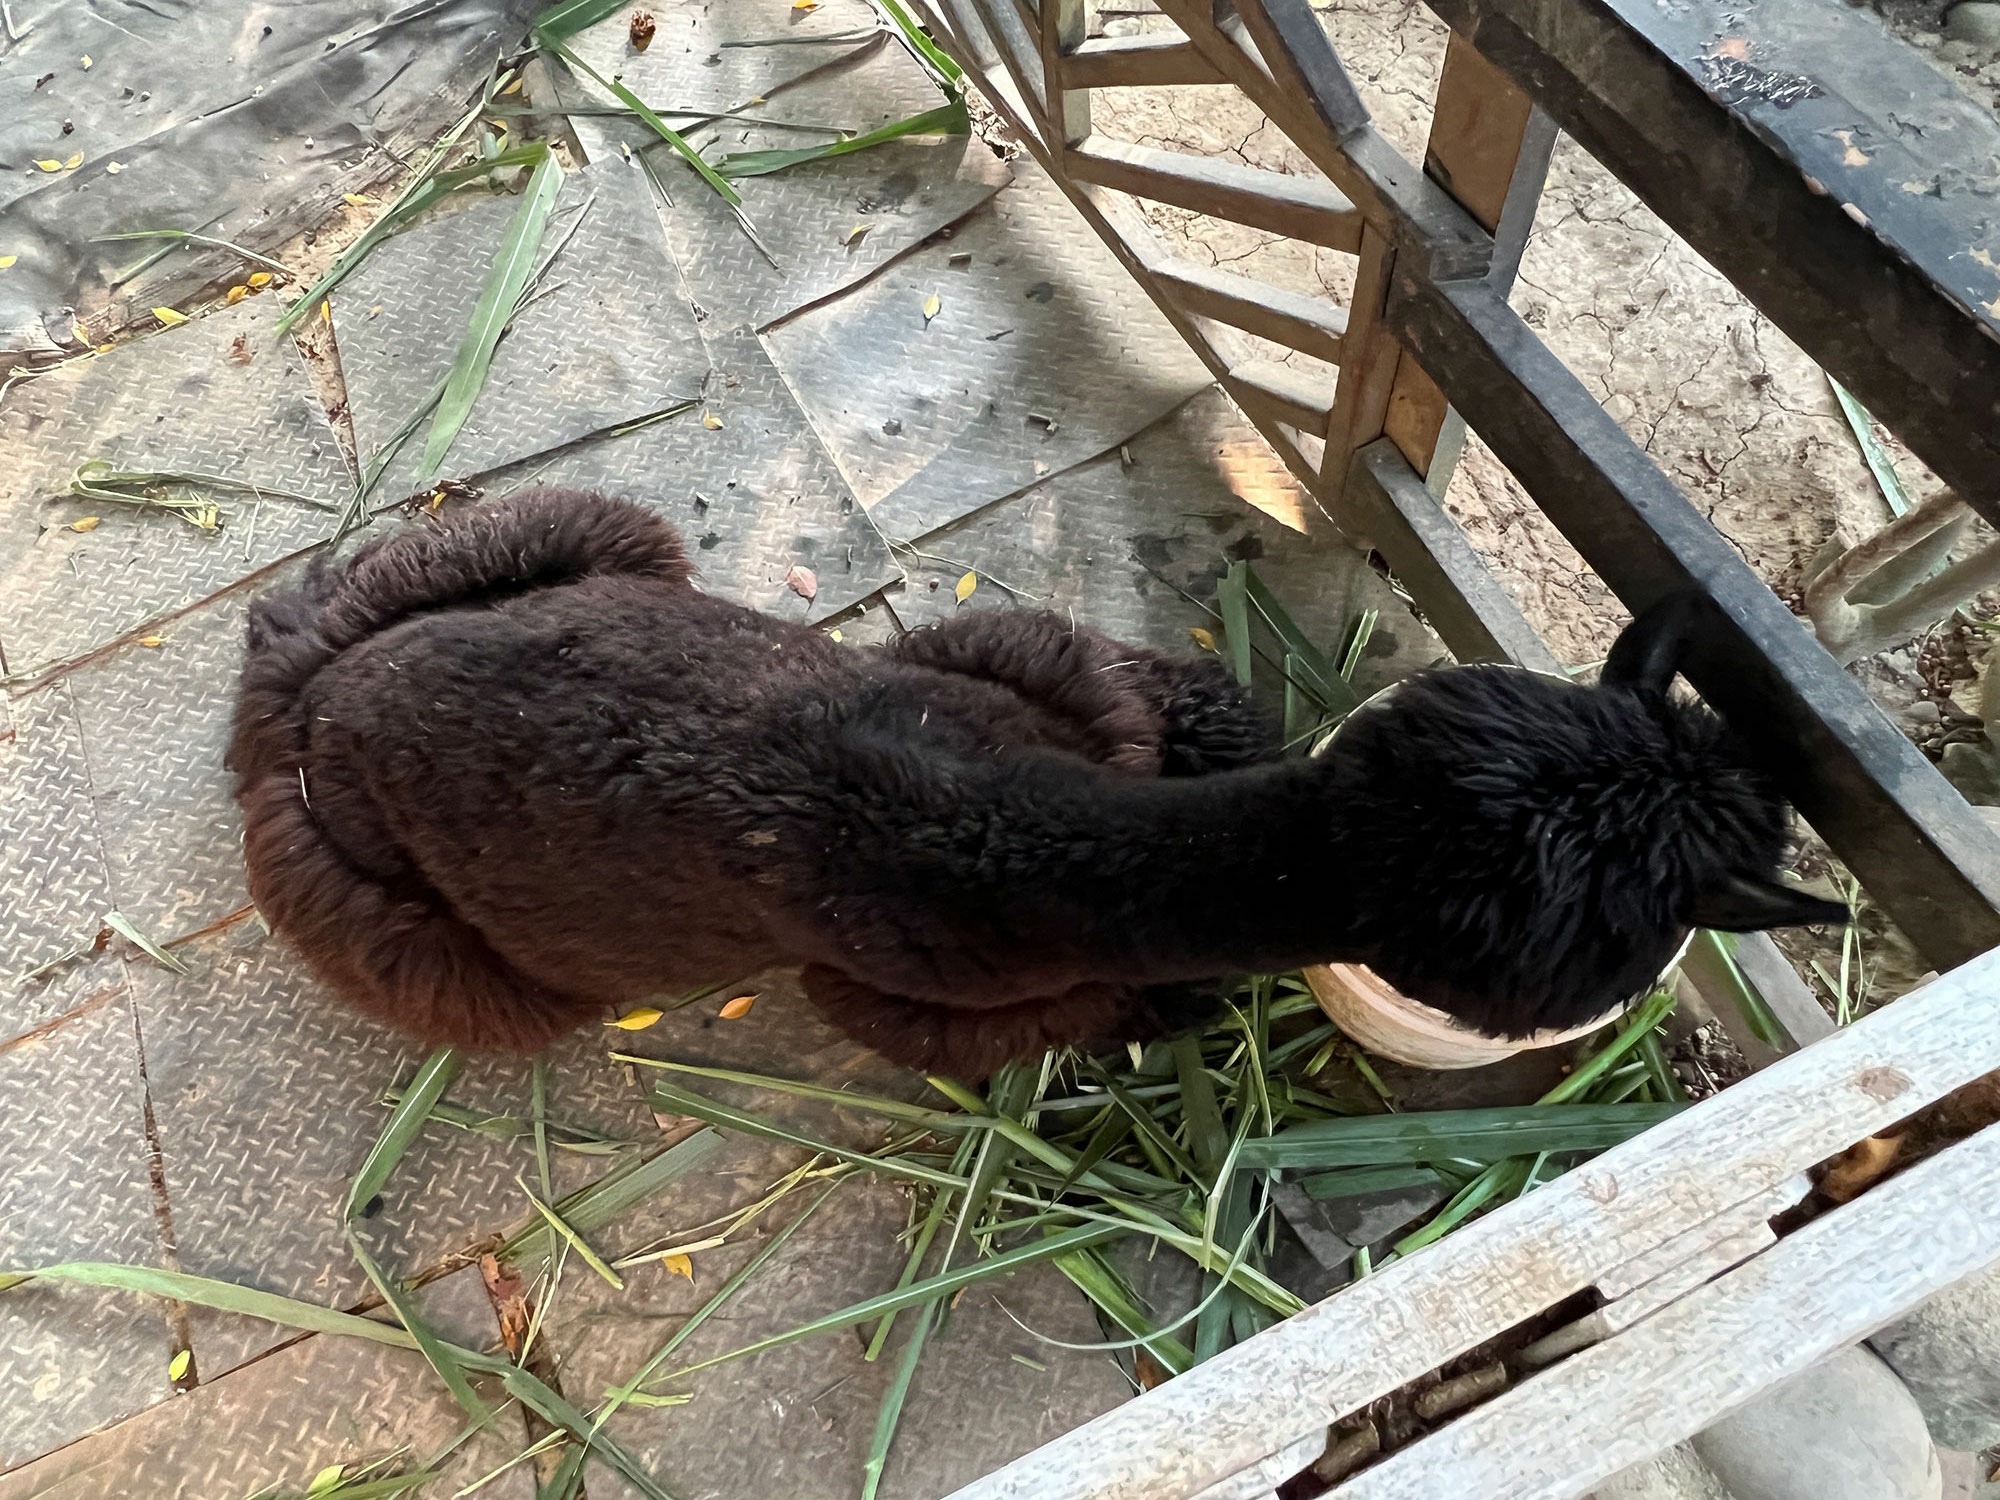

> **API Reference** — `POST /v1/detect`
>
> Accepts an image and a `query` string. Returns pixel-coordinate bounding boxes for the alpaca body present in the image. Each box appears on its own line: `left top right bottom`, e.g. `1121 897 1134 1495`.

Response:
231 490 1842 1075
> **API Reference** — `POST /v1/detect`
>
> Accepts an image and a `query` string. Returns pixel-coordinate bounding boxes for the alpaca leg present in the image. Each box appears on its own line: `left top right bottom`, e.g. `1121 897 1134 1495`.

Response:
800 966 1210 1079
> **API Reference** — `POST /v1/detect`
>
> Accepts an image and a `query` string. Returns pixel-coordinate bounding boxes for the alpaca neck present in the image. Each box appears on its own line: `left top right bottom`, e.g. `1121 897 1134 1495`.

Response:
979 751 1365 981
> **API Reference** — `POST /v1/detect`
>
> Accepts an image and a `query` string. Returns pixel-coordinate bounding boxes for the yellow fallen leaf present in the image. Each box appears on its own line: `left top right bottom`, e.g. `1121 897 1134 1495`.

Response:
34 159 63 173
701 412 722 430
500 74 525 95
843 223 870 246
105 161 125 174
1189 626 1216 651
63 152 82 170
80 54 93 69
954 571 977 602
829 628 844 642
342 191 373 207
663 1253 693 1282
606 1006 664 1030
0 255 14 270
226 285 249 305
320 300 332 324
718 992 757 1019
247 271 273 288
793 0 818 9
922 292 941 322
70 516 101 532
152 307 187 326
168 1349 190 1380
138 635 165 648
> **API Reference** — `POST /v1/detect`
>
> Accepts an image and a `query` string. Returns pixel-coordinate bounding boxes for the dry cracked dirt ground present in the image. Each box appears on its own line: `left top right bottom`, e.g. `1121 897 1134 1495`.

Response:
1017 0 2000 1008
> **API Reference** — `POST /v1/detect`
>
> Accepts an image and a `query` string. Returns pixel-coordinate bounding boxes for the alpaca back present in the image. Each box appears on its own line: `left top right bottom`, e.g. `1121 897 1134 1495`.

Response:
228 491 693 1051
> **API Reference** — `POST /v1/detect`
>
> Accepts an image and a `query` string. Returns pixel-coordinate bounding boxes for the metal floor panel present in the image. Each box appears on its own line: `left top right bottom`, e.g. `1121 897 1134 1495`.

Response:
560 0 944 156
335 156 710 502
887 388 1444 691
483 324 900 622
0 298 351 679
563 14 1011 333
763 165 1214 545
0 993 175 1470
543 971 1131 1500
126 916 659 1375
0 1310 535 1500
658 134 1012 335
0 685 119 1038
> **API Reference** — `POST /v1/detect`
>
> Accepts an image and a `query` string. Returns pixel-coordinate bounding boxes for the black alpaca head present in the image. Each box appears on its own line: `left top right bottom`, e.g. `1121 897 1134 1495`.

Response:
1325 594 1847 1037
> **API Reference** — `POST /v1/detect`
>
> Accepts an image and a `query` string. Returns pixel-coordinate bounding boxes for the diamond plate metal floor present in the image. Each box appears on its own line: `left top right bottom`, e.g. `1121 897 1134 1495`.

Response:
0 296 351 681
336 156 710 502
764 163 1215 545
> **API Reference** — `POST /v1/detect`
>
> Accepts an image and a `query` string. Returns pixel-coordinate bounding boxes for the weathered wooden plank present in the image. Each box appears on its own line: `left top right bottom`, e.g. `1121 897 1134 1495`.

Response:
944 943 2000 1500
1316 222 1401 494
1150 257 1349 365
1062 33 1226 88
1069 137 1363 252
1040 0 1090 148
1332 1121 2000 1500
1228 358 1338 433
1229 0 1372 140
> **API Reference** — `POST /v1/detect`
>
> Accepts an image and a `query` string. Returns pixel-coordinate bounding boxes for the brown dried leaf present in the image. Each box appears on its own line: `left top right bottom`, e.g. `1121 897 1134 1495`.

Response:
1821 1134 1901 1203
629 10 656 48
718 992 758 1019
69 516 100 532
785 565 818 602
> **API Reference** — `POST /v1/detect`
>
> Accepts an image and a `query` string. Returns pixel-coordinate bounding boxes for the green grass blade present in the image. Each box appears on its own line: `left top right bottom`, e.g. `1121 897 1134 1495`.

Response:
1634 1025 1689 1105
1690 929 1787 1049
610 1182 842 1408
1337 608 1378 682
518 1178 624 1289
1216 561 1254 687
861 1297 939 1500
103 910 190 973
493 1367 675 1500
869 0 965 88
502 1128 727 1266
1828 376 1913 518
542 39 741 207
345 1228 488 1420
1236 1102 1681 1170
1049 1247 1193 1375
417 146 564 482
1171 1036 1227 1185
346 1047 462 1221
531 1058 553 1199
866 1133 980 1360
1539 989 1678 1103
1241 568 1355 712
658 1222 1125 1382
0 1261 442 1350
646 1081 971 1191
1298 1164 1446 1200
1393 1157 1532 1256
532 0 627 43
615 1055 968 1128
714 102 967 179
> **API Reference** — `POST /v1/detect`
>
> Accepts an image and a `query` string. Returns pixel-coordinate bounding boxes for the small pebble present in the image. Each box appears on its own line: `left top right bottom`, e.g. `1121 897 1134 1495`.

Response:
1908 700 1942 725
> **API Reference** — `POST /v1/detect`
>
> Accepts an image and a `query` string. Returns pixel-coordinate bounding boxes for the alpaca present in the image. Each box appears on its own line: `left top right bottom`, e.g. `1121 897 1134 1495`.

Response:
228 489 1844 1076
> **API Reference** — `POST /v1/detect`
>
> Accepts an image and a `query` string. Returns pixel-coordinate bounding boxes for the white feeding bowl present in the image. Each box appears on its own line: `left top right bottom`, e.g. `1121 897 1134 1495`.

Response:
1302 962 1622 1070
1302 668 1683 1070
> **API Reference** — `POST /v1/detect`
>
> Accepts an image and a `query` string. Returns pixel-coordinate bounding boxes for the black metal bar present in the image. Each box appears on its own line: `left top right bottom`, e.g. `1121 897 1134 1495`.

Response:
1424 0 2000 525
1387 272 2000 970
1348 439 1568 674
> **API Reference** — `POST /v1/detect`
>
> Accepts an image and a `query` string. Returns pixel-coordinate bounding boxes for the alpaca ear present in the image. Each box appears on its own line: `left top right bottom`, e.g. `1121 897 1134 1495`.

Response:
1685 873 1849 933
1600 592 1706 698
